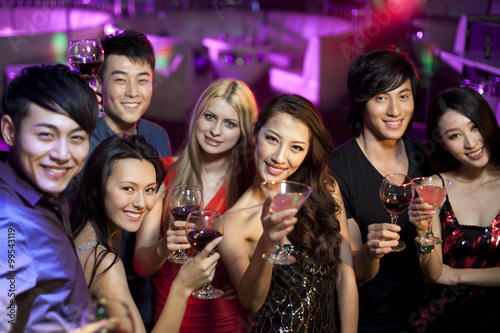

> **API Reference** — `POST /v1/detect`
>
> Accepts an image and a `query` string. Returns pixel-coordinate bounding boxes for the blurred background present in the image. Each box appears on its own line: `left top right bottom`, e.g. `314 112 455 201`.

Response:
0 0 499 152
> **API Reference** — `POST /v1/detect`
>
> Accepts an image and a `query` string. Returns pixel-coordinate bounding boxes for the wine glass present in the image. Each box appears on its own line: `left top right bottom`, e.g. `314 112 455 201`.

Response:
413 176 453 250
379 173 414 252
260 180 312 265
68 39 104 86
167 185 203 264
185 209 224 299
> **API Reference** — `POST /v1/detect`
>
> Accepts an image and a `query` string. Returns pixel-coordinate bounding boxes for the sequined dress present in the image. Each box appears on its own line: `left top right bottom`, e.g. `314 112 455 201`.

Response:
250 244 338 333
414 195 500 332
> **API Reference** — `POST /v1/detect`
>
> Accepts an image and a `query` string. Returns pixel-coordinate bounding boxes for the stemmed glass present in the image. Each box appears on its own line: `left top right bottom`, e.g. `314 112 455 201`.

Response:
379 173 414 252
185 210 224 299
68 39 104 86
260 180 312 265
413 176 453 250
167 185 203 264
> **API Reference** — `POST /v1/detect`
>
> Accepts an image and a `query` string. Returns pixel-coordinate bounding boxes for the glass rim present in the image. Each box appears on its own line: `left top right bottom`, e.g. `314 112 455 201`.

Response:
413 176 453 186
383 172 413 185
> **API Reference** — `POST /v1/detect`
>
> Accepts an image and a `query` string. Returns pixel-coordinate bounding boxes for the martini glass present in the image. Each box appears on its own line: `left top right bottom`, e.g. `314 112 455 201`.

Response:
379 173 414 252
260 180 312 265
167 185 203 264
413 176 453 250
68 39 104 86
185 210 224 299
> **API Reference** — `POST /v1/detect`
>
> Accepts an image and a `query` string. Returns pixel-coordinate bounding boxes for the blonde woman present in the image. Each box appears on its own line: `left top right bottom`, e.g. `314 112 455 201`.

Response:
134 78 258 332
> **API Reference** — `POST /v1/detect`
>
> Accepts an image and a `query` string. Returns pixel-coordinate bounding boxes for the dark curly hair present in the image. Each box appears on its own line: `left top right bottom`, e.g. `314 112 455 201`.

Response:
254 94 342 268
72 134 165 287
346 45 420 137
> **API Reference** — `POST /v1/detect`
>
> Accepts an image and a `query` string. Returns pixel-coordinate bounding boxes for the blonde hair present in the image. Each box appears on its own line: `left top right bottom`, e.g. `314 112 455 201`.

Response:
168 78 258 207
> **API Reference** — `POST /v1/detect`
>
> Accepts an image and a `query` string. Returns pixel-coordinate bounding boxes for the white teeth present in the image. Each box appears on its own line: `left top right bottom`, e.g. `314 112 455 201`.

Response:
268 165 284 172
386 120 401 126
46 168 66 174
468 148 482 157
125 212 140 218
123 103 138 107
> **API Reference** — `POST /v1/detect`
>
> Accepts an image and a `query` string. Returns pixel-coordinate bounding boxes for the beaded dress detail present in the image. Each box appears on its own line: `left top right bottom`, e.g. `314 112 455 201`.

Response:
414 194 500 332
250 244 338 333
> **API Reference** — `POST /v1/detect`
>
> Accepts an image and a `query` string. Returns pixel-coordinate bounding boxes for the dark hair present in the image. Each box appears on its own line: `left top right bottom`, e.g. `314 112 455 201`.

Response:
2 64 98 133
426 86 500 173
99 29 155 78
72 134 165 286
254 94 342 268
346 46 420 136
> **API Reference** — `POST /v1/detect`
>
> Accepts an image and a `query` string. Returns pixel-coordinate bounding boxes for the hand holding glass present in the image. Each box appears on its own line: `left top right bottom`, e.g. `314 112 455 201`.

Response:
260 180 312 265
167 185 203 264
185 210 224 299
68 39 104 85
379 173 414 252
413 176 453 248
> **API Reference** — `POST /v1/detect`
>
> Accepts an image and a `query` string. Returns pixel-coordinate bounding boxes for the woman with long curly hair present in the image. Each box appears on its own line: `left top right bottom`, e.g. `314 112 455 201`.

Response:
219 94 358 332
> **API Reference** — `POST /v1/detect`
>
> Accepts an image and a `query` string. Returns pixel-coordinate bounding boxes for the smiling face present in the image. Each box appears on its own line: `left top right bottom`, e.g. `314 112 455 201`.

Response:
2 103 89 196
98 55 153 135
103 158 157 233
363 79 414 141
438 109 490 169
195 97 242 158
254 112 310 182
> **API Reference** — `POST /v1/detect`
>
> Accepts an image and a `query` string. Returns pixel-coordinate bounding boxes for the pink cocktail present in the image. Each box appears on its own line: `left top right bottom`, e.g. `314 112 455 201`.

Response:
415 185 448 209
261 180 312 265
413 176 453 248
271 193 309 212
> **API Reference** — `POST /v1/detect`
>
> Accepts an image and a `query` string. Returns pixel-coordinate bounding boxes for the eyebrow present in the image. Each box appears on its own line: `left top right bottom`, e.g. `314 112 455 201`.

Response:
120 181 157 187
34 123 84 133
443 120 473 135
205 110 239 123
110 70 151 77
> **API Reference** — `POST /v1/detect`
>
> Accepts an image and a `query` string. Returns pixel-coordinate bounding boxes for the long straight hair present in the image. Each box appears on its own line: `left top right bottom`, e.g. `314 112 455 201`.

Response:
167 78 258 207
426 87 500 173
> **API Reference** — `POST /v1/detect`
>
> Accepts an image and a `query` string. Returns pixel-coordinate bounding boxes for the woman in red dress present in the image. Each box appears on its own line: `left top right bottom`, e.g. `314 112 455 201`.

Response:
134 78 258 332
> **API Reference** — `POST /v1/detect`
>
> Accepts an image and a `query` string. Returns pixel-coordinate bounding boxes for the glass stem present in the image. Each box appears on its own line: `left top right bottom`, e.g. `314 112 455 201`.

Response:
390 214 399 225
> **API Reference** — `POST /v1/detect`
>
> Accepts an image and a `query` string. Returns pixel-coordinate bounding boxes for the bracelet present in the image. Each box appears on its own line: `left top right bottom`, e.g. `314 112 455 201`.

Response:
416 243 434 254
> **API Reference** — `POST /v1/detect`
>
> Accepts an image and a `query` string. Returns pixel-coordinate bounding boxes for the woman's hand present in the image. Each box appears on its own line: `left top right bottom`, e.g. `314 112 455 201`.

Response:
162 220 191 254
260 197 298 247
175 237 222 292
408 197 435 235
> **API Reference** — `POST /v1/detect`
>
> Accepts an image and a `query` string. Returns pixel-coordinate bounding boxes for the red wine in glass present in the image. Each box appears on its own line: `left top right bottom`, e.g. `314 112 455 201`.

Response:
187 229 223 253
69 59 103 77
382 196 412 214
68 39 104 86
171 205 201 221
167 185 203 264
185 210 224 299
379 173 414 252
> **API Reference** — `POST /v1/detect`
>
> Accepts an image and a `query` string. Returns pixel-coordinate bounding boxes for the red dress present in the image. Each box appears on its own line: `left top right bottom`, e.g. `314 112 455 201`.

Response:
154 157 251 332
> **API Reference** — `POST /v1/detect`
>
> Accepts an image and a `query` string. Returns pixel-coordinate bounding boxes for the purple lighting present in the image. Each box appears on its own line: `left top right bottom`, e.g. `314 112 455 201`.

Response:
416 31 424 40
351 9 358 16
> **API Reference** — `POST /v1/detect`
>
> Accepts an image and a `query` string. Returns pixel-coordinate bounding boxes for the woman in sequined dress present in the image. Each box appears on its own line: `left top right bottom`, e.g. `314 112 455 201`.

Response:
219 94 358 332
408 87 500 332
